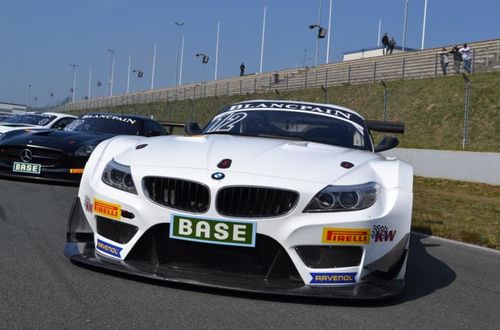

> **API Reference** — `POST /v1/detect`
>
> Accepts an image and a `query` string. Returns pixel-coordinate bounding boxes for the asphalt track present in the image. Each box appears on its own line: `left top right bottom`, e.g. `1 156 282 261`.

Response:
0 178 499 329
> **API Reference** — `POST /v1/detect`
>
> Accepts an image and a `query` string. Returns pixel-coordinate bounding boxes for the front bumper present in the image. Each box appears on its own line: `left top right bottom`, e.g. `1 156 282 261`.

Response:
65 197 408 300
0 162 83 184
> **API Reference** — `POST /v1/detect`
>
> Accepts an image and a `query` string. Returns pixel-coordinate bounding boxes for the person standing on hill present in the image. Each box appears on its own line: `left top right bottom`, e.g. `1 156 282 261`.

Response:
438 47 450 75
388 37 396 54
240 62 246 76
450 45 462 74
460 43 472 73
381 33 389 55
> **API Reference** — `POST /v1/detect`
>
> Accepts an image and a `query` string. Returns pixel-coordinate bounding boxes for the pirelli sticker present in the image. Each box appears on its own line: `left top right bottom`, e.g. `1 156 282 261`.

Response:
322 228 370 244
94 198 121 220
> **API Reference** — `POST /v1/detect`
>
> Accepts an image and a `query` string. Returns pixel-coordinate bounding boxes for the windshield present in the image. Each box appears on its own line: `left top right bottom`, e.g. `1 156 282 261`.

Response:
1 113 56 126
203 109 371 150
64 114 141 135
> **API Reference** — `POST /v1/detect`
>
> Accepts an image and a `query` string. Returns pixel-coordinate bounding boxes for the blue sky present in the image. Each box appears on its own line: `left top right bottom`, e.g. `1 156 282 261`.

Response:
1 0 498 107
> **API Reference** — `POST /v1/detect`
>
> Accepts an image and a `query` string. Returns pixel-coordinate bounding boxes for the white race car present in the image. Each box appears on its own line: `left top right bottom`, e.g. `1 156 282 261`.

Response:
0 112 76 133
65 100 413 300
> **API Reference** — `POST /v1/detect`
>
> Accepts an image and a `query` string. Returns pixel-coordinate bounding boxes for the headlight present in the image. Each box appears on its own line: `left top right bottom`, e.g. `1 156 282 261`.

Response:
101 159 137 194
304 182 380 212
75 143 97 156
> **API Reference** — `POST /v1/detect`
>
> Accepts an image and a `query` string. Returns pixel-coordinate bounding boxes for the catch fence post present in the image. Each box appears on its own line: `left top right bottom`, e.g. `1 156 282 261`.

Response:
434 53 438 76
462 73 471 149
347 65 351 84
373 62 377 83
402 58 406 79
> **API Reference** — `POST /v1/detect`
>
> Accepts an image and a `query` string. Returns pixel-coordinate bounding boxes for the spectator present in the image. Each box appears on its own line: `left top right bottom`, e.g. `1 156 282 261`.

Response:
240 62 246 76
381 33 389 55
450 45 462 73
438 47 450 75
459 43 472 73
388 37 396 55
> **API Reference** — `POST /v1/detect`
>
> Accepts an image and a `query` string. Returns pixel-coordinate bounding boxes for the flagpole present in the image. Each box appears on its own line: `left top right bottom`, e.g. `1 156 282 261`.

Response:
259 6 267 73
215 22 220 80
126 53 131 93
377 18 382 46
402 0 409 51
326 0 333 63
88 66 92 99
421 0 428 49
151 43 156 90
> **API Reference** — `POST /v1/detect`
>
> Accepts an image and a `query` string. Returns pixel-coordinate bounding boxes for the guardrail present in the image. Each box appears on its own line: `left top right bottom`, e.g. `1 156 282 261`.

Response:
58 38 500 112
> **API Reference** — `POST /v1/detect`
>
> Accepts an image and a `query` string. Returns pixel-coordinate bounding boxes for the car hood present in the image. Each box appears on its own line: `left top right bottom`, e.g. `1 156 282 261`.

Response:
127 135 380 183
0 124 40 133
0 129 110 153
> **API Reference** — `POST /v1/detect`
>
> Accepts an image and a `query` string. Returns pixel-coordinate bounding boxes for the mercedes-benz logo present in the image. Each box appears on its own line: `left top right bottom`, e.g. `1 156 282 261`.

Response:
20 149 33 163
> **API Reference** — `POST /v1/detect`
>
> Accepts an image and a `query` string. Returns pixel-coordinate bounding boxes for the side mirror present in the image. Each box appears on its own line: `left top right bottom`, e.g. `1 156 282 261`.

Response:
146 130 161 137
374 136 399 152
185 122 202 136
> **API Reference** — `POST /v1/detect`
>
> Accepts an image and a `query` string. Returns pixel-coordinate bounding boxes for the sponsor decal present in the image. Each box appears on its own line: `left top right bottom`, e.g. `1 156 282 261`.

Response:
321 228 370 244
96 239 122 258
93 198 121 220
12 162 41 175
372 225 397 242
225 101 365 134
84 196 93 213
170 215 256 247
82 114 136 125
228 102 353 120
310 272 357 284
205 112 247 133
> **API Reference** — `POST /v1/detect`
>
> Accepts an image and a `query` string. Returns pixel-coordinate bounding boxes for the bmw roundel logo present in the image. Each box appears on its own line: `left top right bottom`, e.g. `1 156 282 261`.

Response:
211 172 225 180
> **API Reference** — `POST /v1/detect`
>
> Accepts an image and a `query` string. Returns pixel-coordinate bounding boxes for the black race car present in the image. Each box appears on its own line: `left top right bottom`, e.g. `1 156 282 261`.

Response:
0 112 14 122
0 113 168 184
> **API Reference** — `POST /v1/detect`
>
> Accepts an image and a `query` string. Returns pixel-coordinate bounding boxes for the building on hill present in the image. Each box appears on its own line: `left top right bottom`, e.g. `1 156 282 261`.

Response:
0 102 28 114
343 46 418 61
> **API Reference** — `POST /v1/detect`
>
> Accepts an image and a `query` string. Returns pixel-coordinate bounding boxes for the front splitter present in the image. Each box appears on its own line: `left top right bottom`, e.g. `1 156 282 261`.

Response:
65 241 404 301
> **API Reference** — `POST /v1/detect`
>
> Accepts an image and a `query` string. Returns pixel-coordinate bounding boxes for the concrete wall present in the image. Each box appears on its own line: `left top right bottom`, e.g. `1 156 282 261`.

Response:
383 148 500 185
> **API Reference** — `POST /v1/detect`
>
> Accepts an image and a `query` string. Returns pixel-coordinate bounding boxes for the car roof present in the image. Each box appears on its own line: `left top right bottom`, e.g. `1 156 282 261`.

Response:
24 111 77 119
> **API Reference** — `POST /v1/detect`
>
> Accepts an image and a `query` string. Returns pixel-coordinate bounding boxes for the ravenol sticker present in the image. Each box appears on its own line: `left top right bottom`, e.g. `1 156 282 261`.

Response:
93 198 121 220
96 239 122 258
170 215 256 247
310 272 357 284
371 224 397 242
322 228 370 244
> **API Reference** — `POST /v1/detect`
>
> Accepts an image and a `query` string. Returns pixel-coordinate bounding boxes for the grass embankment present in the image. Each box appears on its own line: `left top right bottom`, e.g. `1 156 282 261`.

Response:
72 70 500 152
413 176 500 249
